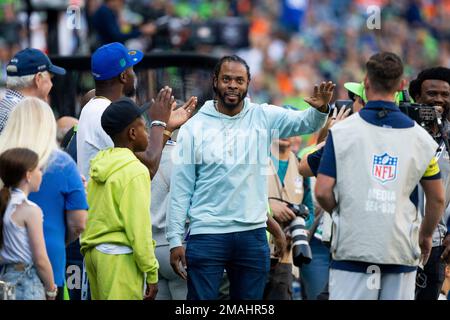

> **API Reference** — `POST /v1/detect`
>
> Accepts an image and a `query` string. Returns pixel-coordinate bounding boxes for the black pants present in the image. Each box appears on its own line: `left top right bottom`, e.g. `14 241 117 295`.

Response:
263 263 293 300
415 246 446 300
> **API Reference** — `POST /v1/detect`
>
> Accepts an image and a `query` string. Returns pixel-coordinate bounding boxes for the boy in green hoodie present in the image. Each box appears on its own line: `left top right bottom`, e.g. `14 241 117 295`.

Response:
80 97 159 300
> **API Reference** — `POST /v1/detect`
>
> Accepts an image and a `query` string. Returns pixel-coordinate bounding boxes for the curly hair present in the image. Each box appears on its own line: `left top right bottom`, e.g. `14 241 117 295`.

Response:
408 67 450 101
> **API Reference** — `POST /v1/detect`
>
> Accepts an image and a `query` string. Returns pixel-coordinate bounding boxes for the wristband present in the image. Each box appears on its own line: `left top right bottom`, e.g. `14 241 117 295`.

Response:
46 286 58 298
150 120 167 128
163 129 173 138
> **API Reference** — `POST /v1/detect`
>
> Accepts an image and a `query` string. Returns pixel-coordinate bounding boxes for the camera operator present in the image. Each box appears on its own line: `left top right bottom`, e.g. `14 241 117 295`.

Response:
265 106 315 299
409 67 450 300
315 52 445 300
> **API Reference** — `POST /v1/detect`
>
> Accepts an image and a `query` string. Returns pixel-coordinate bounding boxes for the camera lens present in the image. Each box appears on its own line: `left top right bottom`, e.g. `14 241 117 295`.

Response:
290 214 312 267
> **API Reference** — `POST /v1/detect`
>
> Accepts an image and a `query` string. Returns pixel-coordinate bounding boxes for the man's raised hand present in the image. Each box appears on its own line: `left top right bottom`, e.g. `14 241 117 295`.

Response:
304 81 336 113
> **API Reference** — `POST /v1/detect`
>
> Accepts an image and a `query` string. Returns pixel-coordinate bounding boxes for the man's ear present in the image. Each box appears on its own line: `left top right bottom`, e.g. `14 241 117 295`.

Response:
128 127 136 141
119 71 127 84
34 72 42 88
25 170 32 184
363 76 370 94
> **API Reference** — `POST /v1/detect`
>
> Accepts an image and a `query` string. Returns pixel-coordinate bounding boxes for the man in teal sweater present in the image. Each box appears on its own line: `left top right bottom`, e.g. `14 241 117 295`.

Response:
168 55 333 300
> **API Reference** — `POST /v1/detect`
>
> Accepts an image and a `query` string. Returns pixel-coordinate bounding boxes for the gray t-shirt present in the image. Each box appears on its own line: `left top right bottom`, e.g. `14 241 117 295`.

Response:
150 142 177 246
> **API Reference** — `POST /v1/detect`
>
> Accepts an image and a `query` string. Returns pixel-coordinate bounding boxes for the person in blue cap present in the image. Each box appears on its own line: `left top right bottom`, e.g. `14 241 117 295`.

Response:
77 41 196 180
74 42 195 300
0 48 66 133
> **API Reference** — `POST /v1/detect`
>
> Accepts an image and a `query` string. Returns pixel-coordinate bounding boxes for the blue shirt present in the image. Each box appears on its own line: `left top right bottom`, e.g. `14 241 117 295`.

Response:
29 150 88 286
306 147 323 177
280 0 307 32
275 158 289 185
92 4 142 45
317 101 440 273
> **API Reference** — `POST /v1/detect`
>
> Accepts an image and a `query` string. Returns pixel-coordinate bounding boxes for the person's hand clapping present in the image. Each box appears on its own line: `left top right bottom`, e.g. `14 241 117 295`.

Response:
147 86 174 125
167 96 198 131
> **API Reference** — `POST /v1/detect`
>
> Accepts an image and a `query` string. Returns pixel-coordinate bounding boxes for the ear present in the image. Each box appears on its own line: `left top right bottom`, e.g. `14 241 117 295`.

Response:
119 71 127 84
213 77 218 90
25 170 32 184
34 73 42 88
128 127 136 141
363 75 369 89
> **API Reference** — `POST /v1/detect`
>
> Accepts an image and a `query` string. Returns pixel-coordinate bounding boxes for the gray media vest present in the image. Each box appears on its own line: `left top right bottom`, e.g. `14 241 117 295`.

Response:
330 113 438 266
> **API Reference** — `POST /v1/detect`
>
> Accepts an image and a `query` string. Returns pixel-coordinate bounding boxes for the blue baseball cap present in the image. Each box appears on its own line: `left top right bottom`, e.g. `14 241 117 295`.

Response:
91 42 143 81
6 48 66 76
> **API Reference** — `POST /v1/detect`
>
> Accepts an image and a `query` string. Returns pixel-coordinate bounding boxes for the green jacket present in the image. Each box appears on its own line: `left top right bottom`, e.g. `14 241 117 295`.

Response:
80 148 158 284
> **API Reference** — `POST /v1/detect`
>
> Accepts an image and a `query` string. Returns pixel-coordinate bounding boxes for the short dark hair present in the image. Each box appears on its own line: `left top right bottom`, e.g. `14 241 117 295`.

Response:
212 55 250 95
366 52 403 94
213 55 251 82
408 67 450 100
94 73 121 91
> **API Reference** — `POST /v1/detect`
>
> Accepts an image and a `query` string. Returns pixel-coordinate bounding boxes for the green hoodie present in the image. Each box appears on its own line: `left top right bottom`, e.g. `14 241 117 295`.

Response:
80 148 158 284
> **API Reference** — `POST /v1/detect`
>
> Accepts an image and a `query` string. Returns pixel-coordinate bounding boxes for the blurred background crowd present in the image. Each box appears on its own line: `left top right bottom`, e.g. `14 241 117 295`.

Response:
1 0 450 151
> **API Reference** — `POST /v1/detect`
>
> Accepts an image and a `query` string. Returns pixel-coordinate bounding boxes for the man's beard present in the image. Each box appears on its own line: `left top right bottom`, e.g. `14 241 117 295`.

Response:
216 89 248 110
124 85 136 98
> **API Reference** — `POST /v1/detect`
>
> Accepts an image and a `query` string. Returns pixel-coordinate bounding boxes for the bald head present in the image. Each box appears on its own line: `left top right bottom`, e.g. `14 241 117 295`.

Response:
56 116 78 145
81 89 96 109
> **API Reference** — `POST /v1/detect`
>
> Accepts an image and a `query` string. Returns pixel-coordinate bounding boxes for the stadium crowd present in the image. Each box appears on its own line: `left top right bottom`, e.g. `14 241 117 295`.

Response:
0 0 450 301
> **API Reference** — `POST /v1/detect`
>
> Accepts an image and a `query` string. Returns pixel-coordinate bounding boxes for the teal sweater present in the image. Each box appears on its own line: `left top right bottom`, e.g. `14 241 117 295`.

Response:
167 98 328 249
